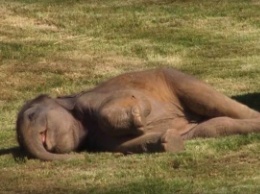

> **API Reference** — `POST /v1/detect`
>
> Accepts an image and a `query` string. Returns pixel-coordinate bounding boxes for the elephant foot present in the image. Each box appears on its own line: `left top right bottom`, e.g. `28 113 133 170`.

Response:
160 129 185 153
131 105 146 134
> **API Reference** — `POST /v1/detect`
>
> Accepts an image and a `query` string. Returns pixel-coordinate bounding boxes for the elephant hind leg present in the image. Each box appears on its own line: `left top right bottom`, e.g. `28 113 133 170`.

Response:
182 117 260 139
163 68 260 119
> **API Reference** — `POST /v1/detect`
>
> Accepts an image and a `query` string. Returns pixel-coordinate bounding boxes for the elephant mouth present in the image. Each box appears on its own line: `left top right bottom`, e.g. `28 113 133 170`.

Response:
40 130 47 148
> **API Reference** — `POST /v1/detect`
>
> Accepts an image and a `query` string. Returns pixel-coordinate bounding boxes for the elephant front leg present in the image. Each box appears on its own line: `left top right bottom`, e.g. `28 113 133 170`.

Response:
114 129 185 154
98 93 151 136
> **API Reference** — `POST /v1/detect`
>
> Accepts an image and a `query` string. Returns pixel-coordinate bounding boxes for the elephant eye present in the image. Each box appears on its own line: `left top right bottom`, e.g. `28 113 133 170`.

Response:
25 106 40 121
26 109 38 121
28 112 35 121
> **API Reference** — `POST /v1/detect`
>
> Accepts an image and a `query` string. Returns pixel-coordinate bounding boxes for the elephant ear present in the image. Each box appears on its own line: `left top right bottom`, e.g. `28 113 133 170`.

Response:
55 95 77 111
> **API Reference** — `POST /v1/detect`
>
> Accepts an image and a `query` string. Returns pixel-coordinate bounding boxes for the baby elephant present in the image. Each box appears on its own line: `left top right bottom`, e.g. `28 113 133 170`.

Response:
16 68 260 161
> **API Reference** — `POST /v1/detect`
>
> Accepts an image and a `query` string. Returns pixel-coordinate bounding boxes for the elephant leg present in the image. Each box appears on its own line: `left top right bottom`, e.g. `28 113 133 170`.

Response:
164 68 260 119
114 129 184 154
182 117 260 139
97 91 151 136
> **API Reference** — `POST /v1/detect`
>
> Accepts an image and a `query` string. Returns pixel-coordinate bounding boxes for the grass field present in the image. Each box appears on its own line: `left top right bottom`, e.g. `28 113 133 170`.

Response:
1 0 260 193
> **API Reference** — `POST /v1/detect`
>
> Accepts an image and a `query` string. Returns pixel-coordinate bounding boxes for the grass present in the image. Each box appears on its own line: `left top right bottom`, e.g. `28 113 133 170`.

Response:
0 0 260 193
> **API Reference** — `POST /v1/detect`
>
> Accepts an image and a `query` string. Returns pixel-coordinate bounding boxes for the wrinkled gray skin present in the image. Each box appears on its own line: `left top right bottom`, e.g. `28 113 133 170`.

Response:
16 68 260 161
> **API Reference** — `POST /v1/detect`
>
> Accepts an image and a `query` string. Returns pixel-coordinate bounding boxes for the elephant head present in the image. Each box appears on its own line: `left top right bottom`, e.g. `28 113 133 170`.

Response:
16 95 87 161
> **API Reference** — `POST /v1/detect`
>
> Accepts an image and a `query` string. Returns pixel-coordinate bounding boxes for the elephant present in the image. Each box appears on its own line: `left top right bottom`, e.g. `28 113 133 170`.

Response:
16 68 260 161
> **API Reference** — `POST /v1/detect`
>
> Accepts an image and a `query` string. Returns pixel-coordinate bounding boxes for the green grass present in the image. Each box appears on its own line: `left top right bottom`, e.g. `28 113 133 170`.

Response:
0 0 260 193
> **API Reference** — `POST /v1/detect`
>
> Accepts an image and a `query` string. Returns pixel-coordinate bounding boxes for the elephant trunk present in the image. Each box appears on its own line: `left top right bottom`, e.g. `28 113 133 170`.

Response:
18 120 72 161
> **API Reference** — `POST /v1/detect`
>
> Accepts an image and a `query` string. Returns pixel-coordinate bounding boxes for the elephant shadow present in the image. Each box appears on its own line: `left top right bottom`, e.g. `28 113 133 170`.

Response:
232 92 260 111
0 147 27 161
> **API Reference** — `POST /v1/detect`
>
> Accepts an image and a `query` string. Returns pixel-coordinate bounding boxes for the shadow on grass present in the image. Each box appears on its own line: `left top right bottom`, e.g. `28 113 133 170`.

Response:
232 93 260 111
0 146 27 161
